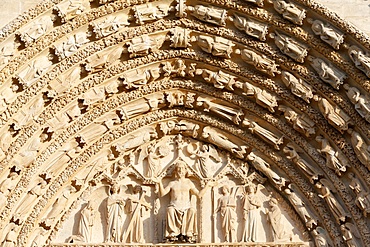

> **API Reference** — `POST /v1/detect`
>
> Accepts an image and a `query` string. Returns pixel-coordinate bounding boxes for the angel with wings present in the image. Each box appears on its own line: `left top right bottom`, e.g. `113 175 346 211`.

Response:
193 143 221 178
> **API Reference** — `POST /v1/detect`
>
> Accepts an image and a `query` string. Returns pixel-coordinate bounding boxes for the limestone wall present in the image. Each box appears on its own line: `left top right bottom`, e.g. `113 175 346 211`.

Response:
1 0 369 36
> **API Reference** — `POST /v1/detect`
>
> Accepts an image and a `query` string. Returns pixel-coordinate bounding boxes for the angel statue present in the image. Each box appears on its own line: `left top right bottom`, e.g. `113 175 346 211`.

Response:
191 143 221 178
341 223 361 247
240 183 264 242
311 227 330 247
137 141 168 178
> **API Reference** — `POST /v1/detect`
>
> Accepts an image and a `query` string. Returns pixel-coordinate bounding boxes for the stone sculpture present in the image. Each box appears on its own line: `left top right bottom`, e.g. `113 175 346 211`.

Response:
192 143 220 178
133 3 172 24
237 49 280 76
283 144 321 184
202 126 248 158
232 14 268 41
239 82 279 112
0 42 15 70
266 198 291 241
55 0 87 23
308 56 347 89
348 173 370 217
215 185 237 242
156 161 208 243
169 27 192 48
54 32 89 60
1 223 18 247
92 16 129 38
284 187 317 229
279 105 316 137
119 94 165 120
344 84 370 122
123 185 151 243
348 45 370 78
243 0 264 7
341 223 361 247
348 128 370 168
0 84 19 112
196 69 239 91
309 19 344 50
196 95 244 124
270 31 308 63
247 151 286 189
106 184 125 242
196 35 235 58
120 68 161 90
281 71 314 103
312 227 329 247
0 172 18 210
16 56 52 88
79 201 95 243
85 45 124 73
242 119 283 150
115 127 158 153
316 135 350 176
127 35 165 58
268 0 306 25
315 180 350 222
314 96 352 133
188 5 228 26
18 16 53 46
241 183 262 242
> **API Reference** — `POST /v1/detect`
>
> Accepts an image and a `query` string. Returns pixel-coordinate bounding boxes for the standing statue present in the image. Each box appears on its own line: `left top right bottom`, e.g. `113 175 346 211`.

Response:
308 56 347 90
241 183 262 242
314 96 352 133
187 5 228 26
192 144 220 178
270 31 308 63
268 0 306 25
124 185 151 243
348 172 370 217
312 227 329 247
215 186 237 242
79 201 95 243
266 198 291 241
281 71 314 103
232 14 268 41
347 128 370 168
316 135 350 176
237 49 280 76
156 161 209 243
309 19 344 50
106 184 125 242
239 82 279 113
344 84 370 122
196 35 235 58
348 45 370 78
279 105 316 137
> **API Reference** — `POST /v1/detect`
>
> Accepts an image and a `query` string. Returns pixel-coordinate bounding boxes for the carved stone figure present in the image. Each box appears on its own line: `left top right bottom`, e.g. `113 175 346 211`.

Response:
308 56 347 89
169 27 192 48
316 135 350 176
0 42 15 70
281 71 314 103
133 3 172 24
247 151 286 189
106 184 125 242
16 56 52 88
162 59 187 77
348 45 370 78
344 84 370 122
115 127 158 154
196 95 244 124
341 223 361 247
197 35 235 58
314 96 352 133
243 0 264 7
243 119 283 149
315 180 350 222
268 0 306 25
266 198 291 241
156 161 208 243
188 5 228 26
13 180 47 223
309 19 344 50
232 14 268 41
284 188 317 229
0 172 18 210
79 201 95 243
127 35 165 58
348 128 370 168
283 144 321 184
55 0 87 23
18 16 53 46
12 94 44 129
160 120 200 138
241 183 262 242
312 227 329 247
124 185 151 243
50 66 81 94
202 126 248 158
279 105 316 137
348 173 370 217
239 82 279 112
0 84 19 112
270 31 308 63
215 186 237 242
93 16 129 38
54 32 89 60
139 143 164 178
196 69 239 91
237 49 280 76
81 87 106 108
85 45 124 73
193 144 220 178
1 223 18 247
119 94 165 120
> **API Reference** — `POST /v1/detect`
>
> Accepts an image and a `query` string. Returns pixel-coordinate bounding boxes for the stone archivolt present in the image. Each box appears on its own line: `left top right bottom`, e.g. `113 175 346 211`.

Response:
0 0 369 246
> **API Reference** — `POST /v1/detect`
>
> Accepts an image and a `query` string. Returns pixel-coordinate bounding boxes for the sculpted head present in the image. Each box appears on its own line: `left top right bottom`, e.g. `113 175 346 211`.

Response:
174 160 188 178
221 185 230 195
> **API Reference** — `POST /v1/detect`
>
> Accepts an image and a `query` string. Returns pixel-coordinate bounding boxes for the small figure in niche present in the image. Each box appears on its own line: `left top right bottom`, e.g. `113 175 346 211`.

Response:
215 185 237 242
